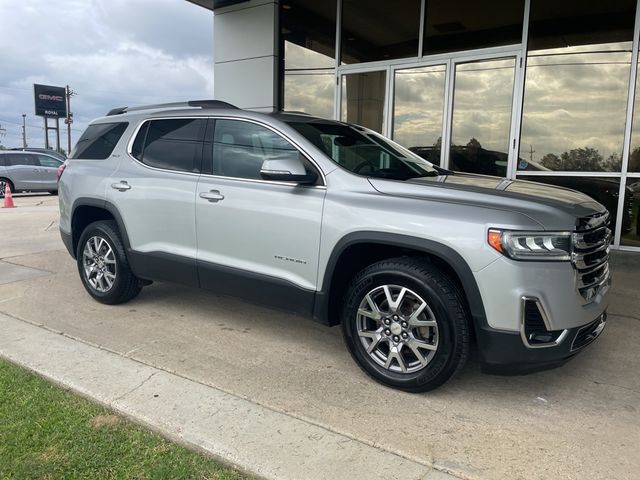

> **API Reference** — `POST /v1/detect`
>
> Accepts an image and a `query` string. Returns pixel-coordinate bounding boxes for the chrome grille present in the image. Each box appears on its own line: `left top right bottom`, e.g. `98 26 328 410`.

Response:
572 212 612 301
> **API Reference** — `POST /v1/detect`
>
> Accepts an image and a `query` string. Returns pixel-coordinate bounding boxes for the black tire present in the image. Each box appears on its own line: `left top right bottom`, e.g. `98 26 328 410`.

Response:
0 178 14 198
76 220 142 305
341 257 469 393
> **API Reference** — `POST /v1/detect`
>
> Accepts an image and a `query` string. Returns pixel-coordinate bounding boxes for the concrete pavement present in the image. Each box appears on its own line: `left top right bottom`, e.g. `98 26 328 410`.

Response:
1 194 639 480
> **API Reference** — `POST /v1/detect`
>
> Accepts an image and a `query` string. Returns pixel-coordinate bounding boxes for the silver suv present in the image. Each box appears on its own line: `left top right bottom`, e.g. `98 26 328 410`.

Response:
59 100 610 392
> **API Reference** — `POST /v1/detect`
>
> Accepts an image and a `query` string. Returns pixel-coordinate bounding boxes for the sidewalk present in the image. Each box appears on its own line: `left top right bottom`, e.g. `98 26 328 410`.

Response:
0 311 456 480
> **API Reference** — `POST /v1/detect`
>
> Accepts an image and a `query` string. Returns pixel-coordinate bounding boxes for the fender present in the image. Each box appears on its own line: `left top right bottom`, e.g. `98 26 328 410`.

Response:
70 197 133 255
313 231 489 330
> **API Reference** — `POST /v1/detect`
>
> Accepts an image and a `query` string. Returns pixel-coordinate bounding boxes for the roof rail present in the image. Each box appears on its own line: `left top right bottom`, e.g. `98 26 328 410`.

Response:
106 99 238 116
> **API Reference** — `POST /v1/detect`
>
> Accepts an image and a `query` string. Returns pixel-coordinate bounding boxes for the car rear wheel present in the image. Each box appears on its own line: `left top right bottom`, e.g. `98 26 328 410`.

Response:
341 257 470 392
77 220 142 304
0 178 14 198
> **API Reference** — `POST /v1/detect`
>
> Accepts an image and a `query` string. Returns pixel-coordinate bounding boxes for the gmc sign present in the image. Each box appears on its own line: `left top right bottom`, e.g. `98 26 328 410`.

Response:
34 84 67 118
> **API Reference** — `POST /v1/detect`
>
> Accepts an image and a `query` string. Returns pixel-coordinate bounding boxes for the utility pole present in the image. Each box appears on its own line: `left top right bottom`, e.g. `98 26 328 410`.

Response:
21 114 27 148
65 85 76 154
529 144 536 163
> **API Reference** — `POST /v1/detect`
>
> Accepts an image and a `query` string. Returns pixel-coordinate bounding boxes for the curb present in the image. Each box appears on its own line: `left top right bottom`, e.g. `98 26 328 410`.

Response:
0 312 461 480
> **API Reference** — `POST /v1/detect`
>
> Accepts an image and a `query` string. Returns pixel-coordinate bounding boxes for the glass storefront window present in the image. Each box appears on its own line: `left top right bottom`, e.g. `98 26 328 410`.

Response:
341 71 387 133
392 65 446 165
449 58 516 177
621 180 640 246
281 0 336 117
518 0 636 173
629 53 640 173
341 0 421 64
422 0 524 55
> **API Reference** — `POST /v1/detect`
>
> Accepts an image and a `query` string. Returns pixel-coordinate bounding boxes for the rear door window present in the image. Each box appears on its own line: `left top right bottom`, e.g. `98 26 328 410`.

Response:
5 153 38 166
133 118 206 173
37 155 62 168
70 122 128 160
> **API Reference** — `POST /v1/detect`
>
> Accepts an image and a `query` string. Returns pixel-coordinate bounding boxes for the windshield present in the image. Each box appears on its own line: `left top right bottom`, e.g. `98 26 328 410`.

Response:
286 120 441 180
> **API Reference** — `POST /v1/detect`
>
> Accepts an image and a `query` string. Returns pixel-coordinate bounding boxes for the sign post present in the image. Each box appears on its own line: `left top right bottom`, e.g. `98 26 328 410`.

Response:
33 84 67 153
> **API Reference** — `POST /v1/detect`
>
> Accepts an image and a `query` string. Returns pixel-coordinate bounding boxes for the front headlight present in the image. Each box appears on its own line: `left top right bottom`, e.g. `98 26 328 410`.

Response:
488 229 572 261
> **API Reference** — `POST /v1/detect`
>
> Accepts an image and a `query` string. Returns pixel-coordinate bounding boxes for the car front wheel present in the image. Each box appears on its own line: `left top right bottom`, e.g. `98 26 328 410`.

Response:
341 257 470 392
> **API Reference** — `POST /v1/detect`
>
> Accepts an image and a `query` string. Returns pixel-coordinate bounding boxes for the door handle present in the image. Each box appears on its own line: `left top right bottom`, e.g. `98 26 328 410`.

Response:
111 181 131 192
199 190 224 202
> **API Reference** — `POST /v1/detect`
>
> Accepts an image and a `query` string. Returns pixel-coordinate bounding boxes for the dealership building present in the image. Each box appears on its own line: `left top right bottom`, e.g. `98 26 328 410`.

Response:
189 0 640 251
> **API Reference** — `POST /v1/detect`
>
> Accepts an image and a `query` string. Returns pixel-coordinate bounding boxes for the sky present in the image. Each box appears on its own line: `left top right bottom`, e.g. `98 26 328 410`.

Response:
0 0 213 151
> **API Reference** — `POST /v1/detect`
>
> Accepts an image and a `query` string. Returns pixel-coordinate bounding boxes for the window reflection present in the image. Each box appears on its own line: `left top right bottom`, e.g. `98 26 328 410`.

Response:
341 71 387 133
520 176 627 235
281 0 336 117
519 0 636 172
621 180 640 246
423 0 524 55
519 44 632 172
392 65 446 165
629 54 640 173
449 58 515 177
341 0 421 64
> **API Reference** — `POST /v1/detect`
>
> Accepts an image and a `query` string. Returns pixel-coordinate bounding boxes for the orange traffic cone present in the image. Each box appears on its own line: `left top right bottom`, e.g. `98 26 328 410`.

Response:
2 182 15 208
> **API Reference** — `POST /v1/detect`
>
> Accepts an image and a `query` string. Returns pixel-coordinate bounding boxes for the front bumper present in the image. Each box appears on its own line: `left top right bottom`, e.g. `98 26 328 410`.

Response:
477 311 607 374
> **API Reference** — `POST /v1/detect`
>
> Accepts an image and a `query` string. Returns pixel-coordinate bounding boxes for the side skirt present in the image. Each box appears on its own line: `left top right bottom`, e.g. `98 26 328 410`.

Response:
198 260 316 317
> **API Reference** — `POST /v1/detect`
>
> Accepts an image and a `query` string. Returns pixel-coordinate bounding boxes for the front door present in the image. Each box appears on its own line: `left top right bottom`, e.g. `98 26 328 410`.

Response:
195 118 326 314
340 69 388 133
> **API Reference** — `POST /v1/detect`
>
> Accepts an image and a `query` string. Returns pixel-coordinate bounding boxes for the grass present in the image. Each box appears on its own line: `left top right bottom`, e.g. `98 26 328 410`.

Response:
0 359 251 480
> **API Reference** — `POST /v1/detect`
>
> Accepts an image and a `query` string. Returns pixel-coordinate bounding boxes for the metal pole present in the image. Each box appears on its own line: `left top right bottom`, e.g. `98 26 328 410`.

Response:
21 114 27 148
44 117 49 149
66 85 72 154
55 117 60 152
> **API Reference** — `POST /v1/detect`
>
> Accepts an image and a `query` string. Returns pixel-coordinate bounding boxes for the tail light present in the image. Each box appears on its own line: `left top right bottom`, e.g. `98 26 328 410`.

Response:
57 162 66 182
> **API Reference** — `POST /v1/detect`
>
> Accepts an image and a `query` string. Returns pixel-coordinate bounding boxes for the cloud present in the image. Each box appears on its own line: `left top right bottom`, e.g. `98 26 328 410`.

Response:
0 0 213 150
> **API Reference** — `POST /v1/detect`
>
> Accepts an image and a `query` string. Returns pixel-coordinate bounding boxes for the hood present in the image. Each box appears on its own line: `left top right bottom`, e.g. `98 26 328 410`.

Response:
368 173 607 230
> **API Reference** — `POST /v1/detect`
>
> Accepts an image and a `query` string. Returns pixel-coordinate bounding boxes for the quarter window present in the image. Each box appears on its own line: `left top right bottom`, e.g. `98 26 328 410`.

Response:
135 119 207 173
212 120 300 180
70 122 128 160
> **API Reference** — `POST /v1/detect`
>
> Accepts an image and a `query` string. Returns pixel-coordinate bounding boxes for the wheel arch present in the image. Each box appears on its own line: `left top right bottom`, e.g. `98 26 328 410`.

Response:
313 232 488 333
70 198 131 258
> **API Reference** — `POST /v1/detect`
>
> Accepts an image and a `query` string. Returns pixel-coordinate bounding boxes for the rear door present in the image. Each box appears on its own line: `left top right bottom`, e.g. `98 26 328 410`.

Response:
36 155 62 190
4 153 41 190
195 118 326 313
106 117 206 286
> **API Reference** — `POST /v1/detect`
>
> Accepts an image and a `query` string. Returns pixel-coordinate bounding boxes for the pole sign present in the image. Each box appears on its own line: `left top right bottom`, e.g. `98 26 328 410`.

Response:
34 84 67 118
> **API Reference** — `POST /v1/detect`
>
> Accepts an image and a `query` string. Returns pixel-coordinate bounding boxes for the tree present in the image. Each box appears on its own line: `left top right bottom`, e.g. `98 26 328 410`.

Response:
629 146 640 172
540 153 561 170
559 147 603 171
466 138 482 150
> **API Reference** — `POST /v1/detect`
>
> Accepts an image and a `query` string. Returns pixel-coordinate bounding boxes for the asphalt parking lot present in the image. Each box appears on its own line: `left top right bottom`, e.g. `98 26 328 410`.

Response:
1 194 639 480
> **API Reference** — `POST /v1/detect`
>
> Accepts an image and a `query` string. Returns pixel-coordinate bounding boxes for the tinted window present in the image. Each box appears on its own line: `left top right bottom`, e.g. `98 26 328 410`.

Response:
213 120 299 180
137 119 206 173
280 0 336 118
423 0 524 55
71 122 128 160
341 0 421 63
38 155 62 168
4 153 38 166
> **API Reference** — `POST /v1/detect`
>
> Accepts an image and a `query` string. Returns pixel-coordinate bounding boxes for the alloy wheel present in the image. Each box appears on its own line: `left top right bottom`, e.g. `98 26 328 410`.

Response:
82 235 117 292
356 284 439 373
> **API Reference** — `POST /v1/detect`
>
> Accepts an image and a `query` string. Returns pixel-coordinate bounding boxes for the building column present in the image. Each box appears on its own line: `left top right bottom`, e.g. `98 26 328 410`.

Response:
213 0 278 112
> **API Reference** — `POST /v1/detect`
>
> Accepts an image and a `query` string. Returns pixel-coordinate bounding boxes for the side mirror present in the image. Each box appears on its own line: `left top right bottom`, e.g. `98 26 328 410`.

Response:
260 154 318 185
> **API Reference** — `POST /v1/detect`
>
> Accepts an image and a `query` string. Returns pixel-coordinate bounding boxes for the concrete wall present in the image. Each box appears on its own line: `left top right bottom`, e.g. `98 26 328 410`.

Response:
213 0 278 112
